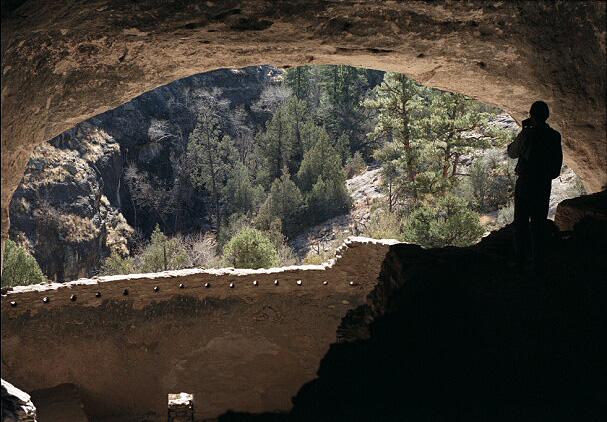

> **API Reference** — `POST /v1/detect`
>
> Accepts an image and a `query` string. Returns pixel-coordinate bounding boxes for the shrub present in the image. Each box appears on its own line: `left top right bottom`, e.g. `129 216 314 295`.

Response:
2 239 48 287
265 219 296 267
139 225 188 273
222 228 279 269
361 208 405 240
466 153 515 212
100 251 136 276
184 231 218 268
404 195 486 248
302 231 349 265
303 248 335 265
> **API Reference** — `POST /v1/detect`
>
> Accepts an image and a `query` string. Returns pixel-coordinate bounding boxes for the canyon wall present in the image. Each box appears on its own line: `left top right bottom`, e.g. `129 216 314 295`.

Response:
2 0 606 254
1 238 395 421
8 65 285 282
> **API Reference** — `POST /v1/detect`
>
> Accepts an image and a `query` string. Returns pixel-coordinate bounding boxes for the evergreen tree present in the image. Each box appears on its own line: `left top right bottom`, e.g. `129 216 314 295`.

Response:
222 228 279 269
2 239 48 287
224 161 262 216
188 106 237 235
261 167 304 235
416 91 494 196
297 128 345 192
140 225 188 272
285 65 313 100
255 104 293 182
315 65 372 155
285 96 311 168
365 72 423 203
100 251 136 276
297 130 351 223
403 195 485 248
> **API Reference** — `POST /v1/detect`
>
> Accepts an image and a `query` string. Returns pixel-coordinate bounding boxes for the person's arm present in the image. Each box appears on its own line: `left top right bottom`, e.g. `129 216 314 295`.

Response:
507 131 526 158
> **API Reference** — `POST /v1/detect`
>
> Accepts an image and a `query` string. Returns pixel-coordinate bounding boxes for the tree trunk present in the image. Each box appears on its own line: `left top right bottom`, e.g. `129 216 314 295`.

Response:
441 144 452 197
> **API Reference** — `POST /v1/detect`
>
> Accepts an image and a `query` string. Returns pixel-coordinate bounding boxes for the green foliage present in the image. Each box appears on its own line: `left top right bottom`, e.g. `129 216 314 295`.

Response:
403 195 486 248
297 131 351 224
224 161 264 216
265 218 296 266
285 65 313 101
222 228 279 269
366 72 501 203
100 251 135 276
188 106 237 234
365 73 425 202
285 65 382 158
255 100 298 182
139 225 188 273
415 91 495 196
260 168 304 235
2 239 48 287
305 176 351 224
297 129 343 192
465 152 516 212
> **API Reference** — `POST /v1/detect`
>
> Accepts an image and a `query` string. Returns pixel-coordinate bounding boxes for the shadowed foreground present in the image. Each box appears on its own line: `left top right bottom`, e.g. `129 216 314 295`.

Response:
221 215 607 421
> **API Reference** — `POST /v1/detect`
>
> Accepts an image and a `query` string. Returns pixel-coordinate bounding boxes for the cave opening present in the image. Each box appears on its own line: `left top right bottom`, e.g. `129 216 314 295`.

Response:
4 64 588 286
2 2 605 421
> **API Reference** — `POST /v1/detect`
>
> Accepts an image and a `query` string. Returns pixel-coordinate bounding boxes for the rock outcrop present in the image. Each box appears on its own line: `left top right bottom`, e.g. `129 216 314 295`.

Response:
9 122 131 281
1 379 37 422
555 190 607 233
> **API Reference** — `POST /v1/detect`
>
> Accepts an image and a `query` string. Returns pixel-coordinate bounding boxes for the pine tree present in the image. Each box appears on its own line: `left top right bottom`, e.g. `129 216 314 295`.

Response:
255 105 293 182
224 161 261 216
297 128 344 192
188 106 237 235
285 66 312 100
403 195 485 248
297 130 351 223
365 72 423 203
416 91 494 196
261 167 304 236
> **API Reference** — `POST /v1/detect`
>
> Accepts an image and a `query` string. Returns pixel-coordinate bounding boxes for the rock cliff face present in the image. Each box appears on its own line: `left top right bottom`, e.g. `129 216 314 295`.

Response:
9 65 283 281
9 122 130 282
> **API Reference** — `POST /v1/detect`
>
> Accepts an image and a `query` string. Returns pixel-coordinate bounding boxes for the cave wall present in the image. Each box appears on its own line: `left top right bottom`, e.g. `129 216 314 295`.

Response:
2 0 606 251
1 238 394 420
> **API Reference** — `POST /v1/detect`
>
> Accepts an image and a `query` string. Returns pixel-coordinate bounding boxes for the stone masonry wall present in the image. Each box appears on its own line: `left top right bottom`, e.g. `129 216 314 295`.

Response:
1 237 396 421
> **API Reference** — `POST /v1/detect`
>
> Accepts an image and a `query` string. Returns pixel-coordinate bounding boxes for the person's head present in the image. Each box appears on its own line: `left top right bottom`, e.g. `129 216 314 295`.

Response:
529 101 549 124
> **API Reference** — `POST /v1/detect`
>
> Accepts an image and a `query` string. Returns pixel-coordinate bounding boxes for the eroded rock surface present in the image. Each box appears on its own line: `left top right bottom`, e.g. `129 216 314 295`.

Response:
2 0 606 249
1 379 37 422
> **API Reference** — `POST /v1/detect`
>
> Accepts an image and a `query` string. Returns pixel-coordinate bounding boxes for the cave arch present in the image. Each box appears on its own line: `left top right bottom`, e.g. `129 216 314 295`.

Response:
2 0 606 255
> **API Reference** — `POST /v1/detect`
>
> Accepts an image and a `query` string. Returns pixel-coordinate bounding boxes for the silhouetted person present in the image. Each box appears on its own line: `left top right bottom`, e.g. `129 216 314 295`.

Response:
507 101 562 274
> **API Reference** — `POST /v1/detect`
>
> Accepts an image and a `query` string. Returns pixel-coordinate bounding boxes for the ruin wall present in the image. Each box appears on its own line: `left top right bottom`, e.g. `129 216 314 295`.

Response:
1 237 397 420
